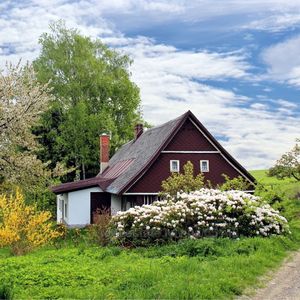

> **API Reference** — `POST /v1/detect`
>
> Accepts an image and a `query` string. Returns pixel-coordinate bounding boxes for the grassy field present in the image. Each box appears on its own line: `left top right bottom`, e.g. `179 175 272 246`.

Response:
251 169 297 188
0 171 300 299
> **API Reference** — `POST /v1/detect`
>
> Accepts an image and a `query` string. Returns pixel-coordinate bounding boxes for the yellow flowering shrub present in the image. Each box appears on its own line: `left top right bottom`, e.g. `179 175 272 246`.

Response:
0 189 62 255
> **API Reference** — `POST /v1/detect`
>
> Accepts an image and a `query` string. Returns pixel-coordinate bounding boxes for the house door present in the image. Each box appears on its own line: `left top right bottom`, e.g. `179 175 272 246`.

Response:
90 192 111 224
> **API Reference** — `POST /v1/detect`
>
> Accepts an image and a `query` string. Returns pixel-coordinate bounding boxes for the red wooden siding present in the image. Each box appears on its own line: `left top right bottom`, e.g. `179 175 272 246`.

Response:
127 153 241 193
165 118 216 151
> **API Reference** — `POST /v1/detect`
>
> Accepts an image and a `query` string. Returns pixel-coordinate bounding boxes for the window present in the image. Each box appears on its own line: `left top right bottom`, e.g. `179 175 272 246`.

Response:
121 196 133 211
143 195 153 205
200 160 209 172
64 200 68 218
59 199 63 211
121 197 127 211
170 160 180 172
143 195 161 205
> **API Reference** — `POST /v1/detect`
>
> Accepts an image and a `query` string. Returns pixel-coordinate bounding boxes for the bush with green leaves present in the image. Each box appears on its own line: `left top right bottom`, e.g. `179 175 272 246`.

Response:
218 174 253 191
111 189 289 246
160 161 204 197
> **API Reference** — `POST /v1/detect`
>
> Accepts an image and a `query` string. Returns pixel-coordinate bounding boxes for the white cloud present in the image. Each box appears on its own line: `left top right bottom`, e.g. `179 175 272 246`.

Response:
277 99 298 109
262 35 300 87
117 37 299 169
95 1 300 32
250 103 268 110
0 0 299 170
120 40 250 80
0 0 114 66
245 13 300 32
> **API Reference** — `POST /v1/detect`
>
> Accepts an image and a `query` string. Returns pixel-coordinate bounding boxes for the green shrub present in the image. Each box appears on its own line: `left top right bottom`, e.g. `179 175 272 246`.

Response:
0 283 13 300
160 161 205 198
218 174 252 191
87 208 112 246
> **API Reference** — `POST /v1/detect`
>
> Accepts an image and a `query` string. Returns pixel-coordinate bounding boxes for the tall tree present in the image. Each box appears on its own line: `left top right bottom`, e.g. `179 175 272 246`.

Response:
57 100 113 180
33 21 142 181
0 63 52 191
269 139 300 181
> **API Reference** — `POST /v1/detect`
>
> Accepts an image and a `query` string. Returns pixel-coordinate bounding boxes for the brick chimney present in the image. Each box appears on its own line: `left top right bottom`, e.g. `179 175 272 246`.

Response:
134 123 144 140
100 134 110 174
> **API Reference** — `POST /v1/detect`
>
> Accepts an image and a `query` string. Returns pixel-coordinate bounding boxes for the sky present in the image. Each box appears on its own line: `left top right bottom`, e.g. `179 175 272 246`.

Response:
0 0 299 170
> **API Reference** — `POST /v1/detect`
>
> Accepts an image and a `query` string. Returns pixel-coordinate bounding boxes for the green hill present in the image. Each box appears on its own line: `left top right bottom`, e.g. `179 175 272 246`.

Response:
250 169 300 198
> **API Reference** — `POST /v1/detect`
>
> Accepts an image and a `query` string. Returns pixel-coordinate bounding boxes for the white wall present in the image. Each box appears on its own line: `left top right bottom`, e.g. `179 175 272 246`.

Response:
67 187 103 227
111 194 122 215
57 188 123 227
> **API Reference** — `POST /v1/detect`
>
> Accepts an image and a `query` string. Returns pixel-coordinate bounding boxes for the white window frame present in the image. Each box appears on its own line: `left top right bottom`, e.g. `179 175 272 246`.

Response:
200 160 209 172
59 198 63 211
143 195 160 205
170 160 180 172
143 195 151 205
64 200 68 218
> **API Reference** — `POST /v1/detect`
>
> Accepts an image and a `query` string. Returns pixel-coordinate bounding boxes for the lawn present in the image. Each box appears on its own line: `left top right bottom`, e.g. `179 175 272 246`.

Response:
251 170 300 197
0 171 300 299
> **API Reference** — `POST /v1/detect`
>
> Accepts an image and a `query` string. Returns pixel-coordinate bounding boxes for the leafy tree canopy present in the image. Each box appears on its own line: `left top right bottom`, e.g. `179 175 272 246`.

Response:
33 20 142 180
269 139 300 181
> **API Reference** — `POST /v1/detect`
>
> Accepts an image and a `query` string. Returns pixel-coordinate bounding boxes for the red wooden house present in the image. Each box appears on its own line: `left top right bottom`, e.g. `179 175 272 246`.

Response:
53 110 255 226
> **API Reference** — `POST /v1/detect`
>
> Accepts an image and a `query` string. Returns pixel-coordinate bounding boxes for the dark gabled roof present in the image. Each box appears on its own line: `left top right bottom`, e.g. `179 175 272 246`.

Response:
103 113 186 194
52 110 256 194
112 110 256 194
51 176 114 194
101 159 134 179
52 112 185 194
186 111 256 184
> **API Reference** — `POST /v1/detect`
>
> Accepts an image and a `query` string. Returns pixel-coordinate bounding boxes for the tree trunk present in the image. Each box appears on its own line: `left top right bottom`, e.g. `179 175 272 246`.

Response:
75 158 80 181
82 162 86 180
291 172 300 181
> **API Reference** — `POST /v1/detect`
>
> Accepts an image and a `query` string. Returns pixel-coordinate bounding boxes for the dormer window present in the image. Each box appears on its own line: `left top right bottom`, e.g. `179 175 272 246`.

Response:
200 160 209 172
170 160 180 172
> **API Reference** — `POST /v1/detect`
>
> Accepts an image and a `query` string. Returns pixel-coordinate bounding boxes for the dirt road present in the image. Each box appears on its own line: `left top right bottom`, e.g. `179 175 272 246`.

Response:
241 251 300 300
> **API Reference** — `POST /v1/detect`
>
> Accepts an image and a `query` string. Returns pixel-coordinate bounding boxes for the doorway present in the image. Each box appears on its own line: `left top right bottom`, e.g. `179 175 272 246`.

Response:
90 192 111 224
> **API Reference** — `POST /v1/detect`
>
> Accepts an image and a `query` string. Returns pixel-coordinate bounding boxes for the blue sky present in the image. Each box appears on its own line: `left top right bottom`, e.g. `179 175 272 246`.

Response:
0 0 299 169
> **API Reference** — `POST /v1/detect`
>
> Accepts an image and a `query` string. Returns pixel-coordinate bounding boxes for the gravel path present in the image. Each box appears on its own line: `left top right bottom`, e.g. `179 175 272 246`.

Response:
241 251 300 300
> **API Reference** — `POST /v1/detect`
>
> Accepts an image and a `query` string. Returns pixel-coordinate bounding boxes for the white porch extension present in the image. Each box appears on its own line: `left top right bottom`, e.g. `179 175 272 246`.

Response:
56 187 121 227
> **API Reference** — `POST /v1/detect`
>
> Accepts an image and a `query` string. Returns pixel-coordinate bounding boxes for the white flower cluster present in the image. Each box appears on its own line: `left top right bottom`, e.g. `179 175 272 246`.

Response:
111 189 289 245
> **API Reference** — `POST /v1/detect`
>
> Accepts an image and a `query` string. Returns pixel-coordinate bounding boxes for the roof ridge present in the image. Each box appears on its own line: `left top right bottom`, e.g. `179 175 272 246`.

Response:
114 111 190 148
114 110 190 194
144 111 189 133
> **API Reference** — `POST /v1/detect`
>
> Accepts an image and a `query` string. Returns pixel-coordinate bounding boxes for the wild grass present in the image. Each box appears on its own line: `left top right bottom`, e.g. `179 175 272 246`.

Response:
0 170 299 299
0 235 297 299
251 169 300 198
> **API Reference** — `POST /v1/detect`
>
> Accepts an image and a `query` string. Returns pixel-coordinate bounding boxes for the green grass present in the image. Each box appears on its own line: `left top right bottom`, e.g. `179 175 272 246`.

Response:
251 169 300 203
0 236 298 299
250 170 292 184
0 171 299 299
251 169 299 188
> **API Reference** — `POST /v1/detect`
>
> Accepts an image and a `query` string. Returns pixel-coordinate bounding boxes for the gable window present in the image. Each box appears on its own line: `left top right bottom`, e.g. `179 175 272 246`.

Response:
170 160 180 172
200 160 209 172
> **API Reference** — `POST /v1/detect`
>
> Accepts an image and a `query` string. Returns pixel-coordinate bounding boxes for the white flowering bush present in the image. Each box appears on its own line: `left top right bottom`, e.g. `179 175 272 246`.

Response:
111 189 289 246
